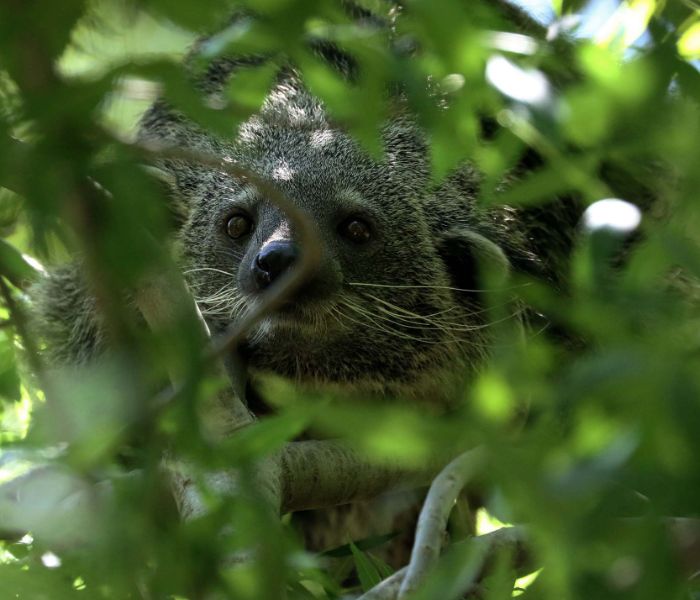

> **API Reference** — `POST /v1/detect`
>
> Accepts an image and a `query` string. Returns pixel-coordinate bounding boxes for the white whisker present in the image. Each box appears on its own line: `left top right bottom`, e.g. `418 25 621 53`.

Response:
184 267 237 277
347 281 530 293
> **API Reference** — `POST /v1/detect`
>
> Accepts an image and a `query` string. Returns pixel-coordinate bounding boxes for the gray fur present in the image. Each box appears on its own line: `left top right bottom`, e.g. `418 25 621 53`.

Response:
30 264 105 365
32 56 553 401
132 62 548 404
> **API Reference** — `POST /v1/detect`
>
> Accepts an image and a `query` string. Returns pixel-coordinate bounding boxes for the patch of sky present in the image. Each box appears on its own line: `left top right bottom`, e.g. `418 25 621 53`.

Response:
511 0 655 54
512 0 622 29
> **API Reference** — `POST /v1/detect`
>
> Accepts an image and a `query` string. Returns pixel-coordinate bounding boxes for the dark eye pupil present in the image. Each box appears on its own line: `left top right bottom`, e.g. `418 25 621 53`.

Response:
226 215 252 239
344 219 371 243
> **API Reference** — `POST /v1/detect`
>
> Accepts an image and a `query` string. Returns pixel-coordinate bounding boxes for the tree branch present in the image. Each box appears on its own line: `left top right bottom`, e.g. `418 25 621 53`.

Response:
398 447 486 598
134 267 264 517
357 525 531 600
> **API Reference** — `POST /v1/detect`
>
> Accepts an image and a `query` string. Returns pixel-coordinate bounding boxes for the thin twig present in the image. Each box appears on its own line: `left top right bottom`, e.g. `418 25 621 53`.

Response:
133 139 323 427
137 271 452 517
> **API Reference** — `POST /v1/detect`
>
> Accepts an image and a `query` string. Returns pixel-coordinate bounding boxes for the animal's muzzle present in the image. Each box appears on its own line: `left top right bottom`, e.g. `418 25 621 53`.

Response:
252 240 299 290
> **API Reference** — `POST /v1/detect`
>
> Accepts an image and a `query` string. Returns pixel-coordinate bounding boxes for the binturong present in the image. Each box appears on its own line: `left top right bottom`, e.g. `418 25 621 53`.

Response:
140 88 517 404
130 26 578 408
32 4 581 407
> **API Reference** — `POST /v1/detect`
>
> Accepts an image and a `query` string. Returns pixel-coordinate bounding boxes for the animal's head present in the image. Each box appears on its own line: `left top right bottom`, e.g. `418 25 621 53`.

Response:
139 59 518 399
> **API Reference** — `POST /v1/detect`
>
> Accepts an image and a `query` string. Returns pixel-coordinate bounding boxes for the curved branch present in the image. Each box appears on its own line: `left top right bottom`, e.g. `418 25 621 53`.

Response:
131 137 325 520
398 447 486 599
132 141 324 519
359 567 407 600
358 525 531 600
135 267 265 516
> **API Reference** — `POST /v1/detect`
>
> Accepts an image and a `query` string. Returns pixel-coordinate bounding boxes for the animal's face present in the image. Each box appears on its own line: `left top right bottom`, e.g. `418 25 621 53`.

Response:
144 76 509 397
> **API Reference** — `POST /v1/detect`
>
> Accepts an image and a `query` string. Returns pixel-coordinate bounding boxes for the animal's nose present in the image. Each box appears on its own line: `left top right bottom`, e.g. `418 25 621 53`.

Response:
252 240 299 290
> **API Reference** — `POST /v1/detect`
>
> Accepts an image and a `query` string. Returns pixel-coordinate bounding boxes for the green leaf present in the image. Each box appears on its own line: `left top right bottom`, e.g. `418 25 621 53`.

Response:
147 0 228 30
322 532 399 558
0 563 82 599
220 410 310 464
368 552 394 581
0 329 20 403
226 61 279 117
490 165 574 207
0 239 42 287
350 542 383 592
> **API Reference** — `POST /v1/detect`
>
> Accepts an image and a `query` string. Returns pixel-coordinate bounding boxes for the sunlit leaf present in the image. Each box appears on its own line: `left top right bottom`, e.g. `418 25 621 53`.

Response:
594 0 657 51
678 20 700 60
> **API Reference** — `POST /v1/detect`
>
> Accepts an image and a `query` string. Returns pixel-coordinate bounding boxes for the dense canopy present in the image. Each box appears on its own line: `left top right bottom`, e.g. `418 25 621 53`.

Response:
1 1 700 599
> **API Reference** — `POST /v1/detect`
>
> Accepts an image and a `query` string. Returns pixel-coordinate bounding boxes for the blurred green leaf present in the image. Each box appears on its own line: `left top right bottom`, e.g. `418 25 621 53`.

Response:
0 239 42 287
0 563 82 599
0 329 21 403
2 1 700 598
147 0 229 30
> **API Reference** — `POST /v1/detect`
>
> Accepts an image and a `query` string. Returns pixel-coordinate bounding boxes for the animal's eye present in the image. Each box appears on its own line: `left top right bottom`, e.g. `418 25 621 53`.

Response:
225 213 254 240
339 217 372 244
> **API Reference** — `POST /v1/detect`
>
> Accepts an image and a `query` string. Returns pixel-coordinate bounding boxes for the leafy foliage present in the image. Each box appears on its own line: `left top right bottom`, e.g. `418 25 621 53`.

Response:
1 1 700 599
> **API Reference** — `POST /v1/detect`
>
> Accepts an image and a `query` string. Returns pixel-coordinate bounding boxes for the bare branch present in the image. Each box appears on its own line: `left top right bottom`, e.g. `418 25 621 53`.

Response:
398 447 486 599
357 525 531 600
359 517 700 600
358 567 407 600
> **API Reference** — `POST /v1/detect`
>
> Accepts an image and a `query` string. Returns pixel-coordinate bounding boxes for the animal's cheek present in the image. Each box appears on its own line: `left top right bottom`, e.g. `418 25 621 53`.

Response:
306 257 344 302
235 254 259 296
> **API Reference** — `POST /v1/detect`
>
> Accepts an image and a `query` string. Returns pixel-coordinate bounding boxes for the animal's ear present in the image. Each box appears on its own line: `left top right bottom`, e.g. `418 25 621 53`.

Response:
382 119 429 180
436 229 510 294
